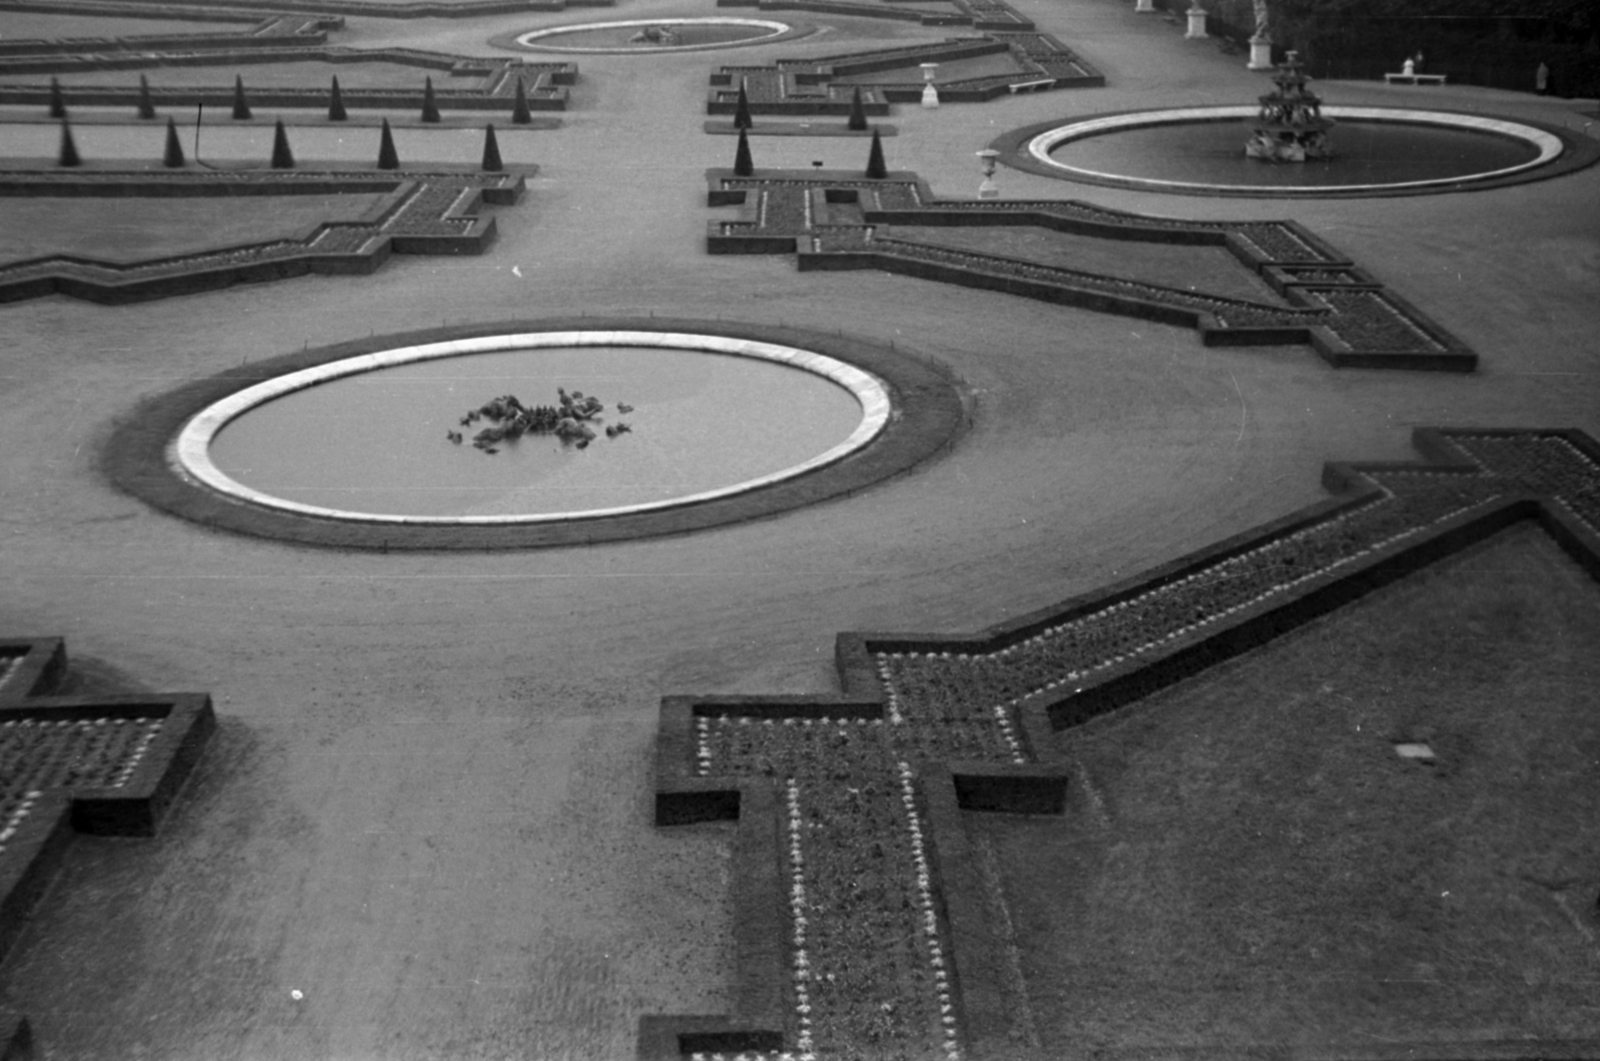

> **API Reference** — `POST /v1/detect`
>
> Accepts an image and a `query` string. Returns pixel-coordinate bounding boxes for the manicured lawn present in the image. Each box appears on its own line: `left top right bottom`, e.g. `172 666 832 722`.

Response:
889 223 1292 305
0 61 489 92
0 12 241 38
0 192 394 263
985 523 1600 1053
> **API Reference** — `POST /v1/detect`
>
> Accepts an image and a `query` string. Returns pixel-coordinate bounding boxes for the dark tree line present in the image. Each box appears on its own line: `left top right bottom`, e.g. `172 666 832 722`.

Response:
1173 0 1598 96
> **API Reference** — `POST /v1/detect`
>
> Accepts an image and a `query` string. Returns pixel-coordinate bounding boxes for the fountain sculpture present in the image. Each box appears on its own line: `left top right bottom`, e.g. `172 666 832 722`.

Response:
1245 50 1334 162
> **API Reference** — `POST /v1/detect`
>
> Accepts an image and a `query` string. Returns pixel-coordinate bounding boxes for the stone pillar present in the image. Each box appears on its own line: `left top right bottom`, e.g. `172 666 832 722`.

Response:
1135 0 1156 12
920 63 940 108
1185 4 1208 38
1248 37 1274 69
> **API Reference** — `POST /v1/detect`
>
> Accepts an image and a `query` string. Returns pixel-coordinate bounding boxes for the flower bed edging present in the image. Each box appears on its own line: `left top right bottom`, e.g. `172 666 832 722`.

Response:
709 169 1480 371
648 427 1600 1059
0 637 218 1057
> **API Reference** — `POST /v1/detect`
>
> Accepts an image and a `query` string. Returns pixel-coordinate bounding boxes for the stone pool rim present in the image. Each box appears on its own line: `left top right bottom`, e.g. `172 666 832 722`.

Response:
103 318 968 551
497 17 809 54
989 106 1599 198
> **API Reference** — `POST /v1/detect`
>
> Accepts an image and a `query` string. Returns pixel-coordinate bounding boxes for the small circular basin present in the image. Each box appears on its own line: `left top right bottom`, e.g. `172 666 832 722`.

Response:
177 331 889 524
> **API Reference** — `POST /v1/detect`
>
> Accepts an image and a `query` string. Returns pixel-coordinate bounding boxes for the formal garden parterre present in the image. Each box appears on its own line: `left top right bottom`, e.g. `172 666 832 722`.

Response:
646 427 1600 1060
706 33 1099 116
708 170 1476 370
0 167 527 303
0 636 214 1057
2 0 1598 1055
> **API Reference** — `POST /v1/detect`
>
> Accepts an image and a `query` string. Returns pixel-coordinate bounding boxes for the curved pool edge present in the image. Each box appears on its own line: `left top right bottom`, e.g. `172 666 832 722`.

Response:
494 18 811 54
103 318 969 552
990 106 1600 198
174 331 893 525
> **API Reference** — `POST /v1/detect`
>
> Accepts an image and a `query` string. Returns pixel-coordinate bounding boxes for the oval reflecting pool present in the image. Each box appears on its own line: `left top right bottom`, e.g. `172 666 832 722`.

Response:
514 18 791 52
183 333 887 522
1023 107 1563 194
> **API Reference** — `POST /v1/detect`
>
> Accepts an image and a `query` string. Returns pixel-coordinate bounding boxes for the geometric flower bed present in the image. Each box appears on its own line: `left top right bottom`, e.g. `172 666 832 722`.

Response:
0 46 575 112
708 33 1100 115
0 168 527 304
0 9 337 57
645 427 1600 1059
717 0 1033 32
707 169 1478 371
0 636 215 1060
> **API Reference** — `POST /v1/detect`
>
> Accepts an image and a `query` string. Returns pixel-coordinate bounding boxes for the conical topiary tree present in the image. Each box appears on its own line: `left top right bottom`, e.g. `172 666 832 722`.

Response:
865 127 887 179
270 118 295 169
847 85 867 131
137 74 156 119
163 116 185 168
733 78 753 130
421 76 441 123
48 77 66 119
376 117 400 170
733 126 753 177
328 75 347 121
481 123 503 172
511 76 532 125
58 118 81 167
231 74 252 120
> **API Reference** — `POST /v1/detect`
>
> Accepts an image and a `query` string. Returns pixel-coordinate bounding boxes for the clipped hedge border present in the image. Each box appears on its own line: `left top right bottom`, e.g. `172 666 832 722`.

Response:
0 0 616 19
705 31 1098 115
102 317 968 551
646 426 1600 1058
0 638 216 973
707 169 1478 370
0 47 575 110
0 169 527 305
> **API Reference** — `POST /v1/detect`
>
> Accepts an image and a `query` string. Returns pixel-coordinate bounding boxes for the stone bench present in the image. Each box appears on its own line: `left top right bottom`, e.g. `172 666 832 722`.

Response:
1385 72 1447 85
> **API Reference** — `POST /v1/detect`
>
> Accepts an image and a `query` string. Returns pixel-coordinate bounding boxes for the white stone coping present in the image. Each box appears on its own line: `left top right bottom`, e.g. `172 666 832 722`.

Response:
171 331 891 525
515 18 791 52
1026 106 1563 194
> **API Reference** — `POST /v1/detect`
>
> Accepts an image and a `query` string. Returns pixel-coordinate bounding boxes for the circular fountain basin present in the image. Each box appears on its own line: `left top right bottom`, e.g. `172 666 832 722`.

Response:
177 332 889 523
512 18 796 53
1000 107 1570 196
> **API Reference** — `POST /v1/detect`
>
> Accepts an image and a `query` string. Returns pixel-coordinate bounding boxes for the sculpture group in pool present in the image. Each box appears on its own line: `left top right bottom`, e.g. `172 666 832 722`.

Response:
446 387 634 453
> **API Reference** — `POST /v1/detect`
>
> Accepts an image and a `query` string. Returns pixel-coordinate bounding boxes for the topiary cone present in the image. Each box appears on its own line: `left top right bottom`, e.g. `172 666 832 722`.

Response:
163 116 185 167
481 123 503 172
57 118 81 167
270 118 295 169
865 128 887 179
421 76 441 123
847 85 867 131
511 76 532 125
733 126 754 177
232 74 252 120
733 78 753 130
137 74 156 119
376 117 400 170
48 77 66 119
328 75 347 121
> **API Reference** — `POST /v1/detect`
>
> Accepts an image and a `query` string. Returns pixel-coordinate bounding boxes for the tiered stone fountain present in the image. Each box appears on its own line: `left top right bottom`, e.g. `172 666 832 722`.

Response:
1245 50 1334 162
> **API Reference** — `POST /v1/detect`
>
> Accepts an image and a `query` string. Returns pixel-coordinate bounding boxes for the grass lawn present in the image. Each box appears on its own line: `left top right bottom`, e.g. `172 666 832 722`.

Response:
887 223 1293 305
0 61 489 92
0 13 246 38
0 192 395 263
984 522 1600 1055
